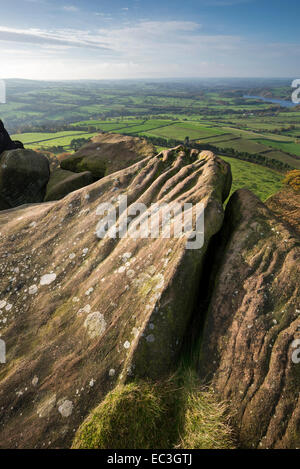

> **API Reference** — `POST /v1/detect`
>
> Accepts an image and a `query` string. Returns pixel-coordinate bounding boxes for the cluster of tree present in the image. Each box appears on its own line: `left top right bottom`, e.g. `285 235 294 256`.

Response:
218 146 292 172
13 122 73 134
70 137 91 151
267 124 298 135
39 145 64 154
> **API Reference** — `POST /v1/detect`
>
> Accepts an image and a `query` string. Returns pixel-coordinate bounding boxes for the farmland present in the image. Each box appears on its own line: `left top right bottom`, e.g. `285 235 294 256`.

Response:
12 115 300 170
2 77 300 199
12 130 99 149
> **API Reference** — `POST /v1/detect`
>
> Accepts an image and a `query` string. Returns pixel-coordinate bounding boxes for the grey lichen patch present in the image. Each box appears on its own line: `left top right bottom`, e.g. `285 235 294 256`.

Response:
146 334 155 343
58 399 73 418
29 285 38 295
32 376 39 387
40 273 57 286
84 312 107 339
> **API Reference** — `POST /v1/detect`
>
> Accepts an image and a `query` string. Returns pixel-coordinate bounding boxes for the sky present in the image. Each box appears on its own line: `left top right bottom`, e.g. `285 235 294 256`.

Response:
0 0 300 80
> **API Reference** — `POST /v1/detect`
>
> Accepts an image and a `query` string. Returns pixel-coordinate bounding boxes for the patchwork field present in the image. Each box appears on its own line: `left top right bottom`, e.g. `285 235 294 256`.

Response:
254 139 300 157
2 79 300 186
12 130 99 149
11 115 300 170
211 138 268 154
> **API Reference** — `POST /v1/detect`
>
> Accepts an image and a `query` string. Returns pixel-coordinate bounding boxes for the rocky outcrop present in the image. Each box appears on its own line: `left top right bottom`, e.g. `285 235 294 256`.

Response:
0 130 156 211
44 168 94 202
0 147 231 448
0 120 24 154
60 133 156 179
0 149 50 210
266 187 300 237
199 189 300 449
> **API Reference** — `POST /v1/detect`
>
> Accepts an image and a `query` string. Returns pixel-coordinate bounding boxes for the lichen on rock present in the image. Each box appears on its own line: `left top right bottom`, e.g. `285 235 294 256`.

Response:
199 189 300 449
0 145 231 448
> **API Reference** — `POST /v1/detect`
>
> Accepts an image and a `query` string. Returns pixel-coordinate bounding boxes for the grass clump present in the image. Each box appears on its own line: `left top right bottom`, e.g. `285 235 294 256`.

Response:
72 381 173 449
72 370 235 450
176 370 235 449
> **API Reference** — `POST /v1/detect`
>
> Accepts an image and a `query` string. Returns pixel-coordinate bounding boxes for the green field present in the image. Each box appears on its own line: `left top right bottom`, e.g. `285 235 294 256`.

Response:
213 137 268 154
11 115 300 170
2 78 300 201
139 124 225 140
254 138 300 157
221 156 282 201
11 130 99 149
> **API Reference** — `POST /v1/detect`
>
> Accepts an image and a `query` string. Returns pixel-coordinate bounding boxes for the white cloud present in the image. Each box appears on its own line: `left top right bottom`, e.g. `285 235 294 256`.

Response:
0 20 299 79
0 25 112 51
62 5 79 12
202 0 252 4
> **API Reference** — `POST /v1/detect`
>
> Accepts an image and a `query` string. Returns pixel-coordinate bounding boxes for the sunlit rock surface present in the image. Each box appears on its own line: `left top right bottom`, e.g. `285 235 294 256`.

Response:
199 189 300 449
60 133 156 179
0 147 231 448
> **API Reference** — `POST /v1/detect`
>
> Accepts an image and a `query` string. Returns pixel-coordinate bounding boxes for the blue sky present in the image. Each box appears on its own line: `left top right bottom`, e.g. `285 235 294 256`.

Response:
0 0 299 79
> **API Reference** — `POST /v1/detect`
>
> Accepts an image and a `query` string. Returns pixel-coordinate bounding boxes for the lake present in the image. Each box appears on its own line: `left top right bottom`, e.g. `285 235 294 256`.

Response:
244 95 297 108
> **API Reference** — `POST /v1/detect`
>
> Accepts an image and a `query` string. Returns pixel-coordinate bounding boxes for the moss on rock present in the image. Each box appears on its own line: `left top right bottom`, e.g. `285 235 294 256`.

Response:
0 148 50 209
44 168 94 201
72 381 170 449
72 370 235 450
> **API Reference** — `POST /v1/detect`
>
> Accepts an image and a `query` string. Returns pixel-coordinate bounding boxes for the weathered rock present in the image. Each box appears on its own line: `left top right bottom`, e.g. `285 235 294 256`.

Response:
44 168 94 202
0 120 24 154
199 189 300 449
266 187 300 237
0 147 231 448
0 149 50 210
60 133 156 179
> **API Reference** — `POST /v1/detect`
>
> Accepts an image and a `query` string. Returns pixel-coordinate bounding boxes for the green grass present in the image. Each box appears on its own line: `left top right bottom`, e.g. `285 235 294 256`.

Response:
176 370 235 450
261 150 300 169
215 137 268 154
11 130 98 150
254 138 300 157
198 134 237 144
140 124 224 140
221 155 282 201
11 130 85 144
72 370 235 450
118 119 175 134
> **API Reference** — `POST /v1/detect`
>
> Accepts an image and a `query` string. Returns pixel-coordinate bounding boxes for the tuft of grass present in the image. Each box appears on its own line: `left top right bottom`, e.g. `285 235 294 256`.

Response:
176 370 235 449
72 370 235 450
72 381 174 449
